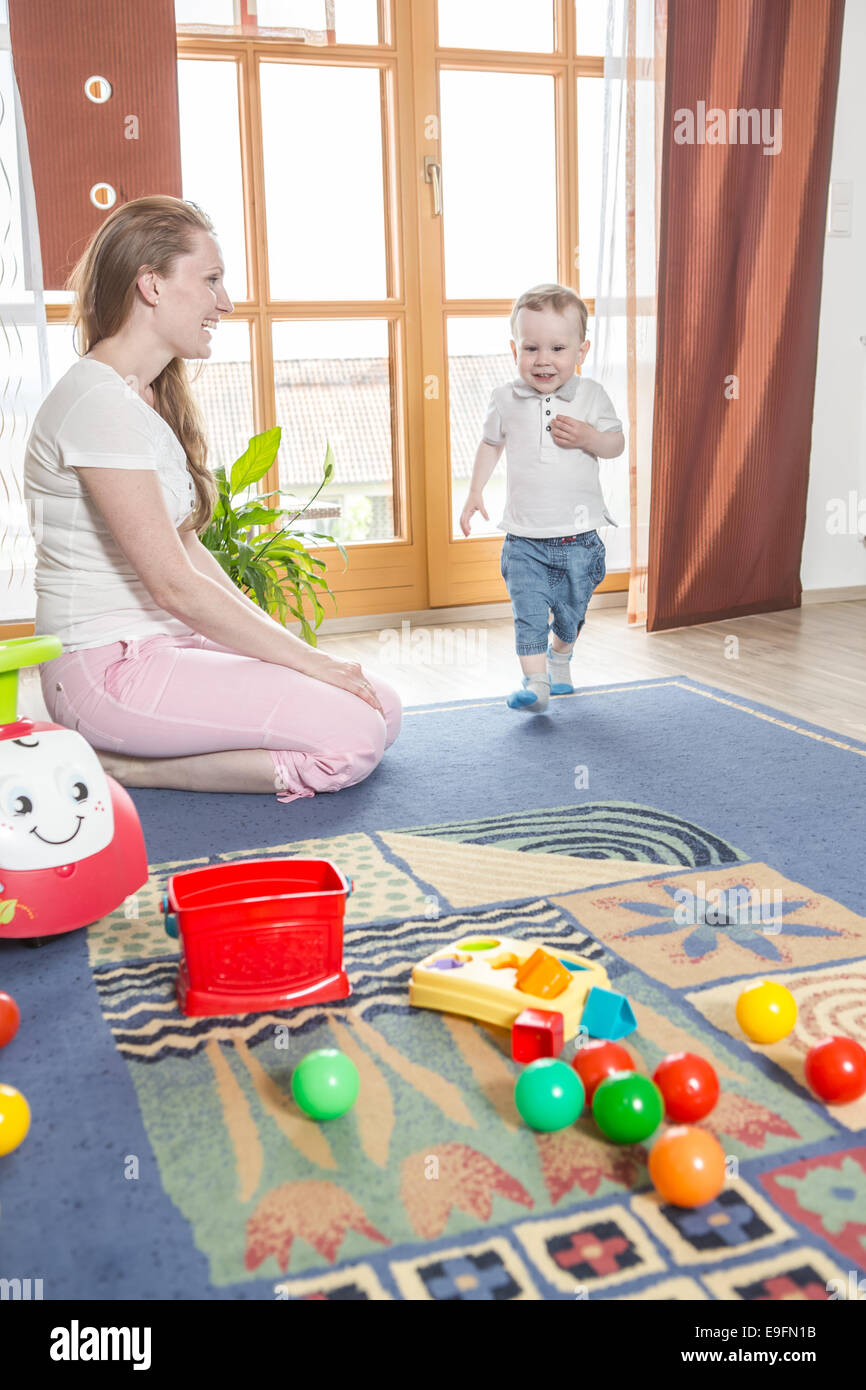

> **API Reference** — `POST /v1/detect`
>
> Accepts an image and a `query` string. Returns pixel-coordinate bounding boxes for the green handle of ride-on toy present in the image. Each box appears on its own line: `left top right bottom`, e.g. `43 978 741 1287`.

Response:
0 635 63 724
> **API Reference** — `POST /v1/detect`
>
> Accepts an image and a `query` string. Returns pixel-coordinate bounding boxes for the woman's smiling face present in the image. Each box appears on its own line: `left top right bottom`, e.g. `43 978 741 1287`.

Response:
511 304 589 393
151 229 234 361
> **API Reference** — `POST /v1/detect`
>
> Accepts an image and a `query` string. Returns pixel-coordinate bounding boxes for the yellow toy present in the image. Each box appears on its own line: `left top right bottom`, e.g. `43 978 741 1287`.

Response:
0 1083 30 1157
409 936 610 1040
736 980 798 1044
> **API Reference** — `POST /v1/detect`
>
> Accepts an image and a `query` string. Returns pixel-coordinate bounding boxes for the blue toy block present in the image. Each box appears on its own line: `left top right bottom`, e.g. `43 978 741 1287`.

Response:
580 985 637 1041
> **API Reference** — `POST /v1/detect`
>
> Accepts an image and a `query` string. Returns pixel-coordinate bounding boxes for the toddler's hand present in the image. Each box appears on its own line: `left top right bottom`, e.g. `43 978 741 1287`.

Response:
460 493 489 536
551 415 598 452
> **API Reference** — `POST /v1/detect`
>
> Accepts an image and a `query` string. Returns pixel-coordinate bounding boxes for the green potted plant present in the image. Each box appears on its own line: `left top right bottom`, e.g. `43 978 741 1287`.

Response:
201 427 345 646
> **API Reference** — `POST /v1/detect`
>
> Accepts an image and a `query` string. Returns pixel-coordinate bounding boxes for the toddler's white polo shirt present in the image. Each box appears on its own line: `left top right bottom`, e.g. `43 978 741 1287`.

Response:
481 373 622 538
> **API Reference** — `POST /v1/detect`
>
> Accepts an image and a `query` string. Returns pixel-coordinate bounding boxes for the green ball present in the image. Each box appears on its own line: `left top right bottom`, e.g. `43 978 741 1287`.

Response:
592 1070 663 1143
291 1048 359 1121
515 1059 585 1132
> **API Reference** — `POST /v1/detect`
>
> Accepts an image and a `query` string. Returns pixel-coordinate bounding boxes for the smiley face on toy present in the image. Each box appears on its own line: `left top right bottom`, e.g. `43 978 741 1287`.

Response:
0 729 114 871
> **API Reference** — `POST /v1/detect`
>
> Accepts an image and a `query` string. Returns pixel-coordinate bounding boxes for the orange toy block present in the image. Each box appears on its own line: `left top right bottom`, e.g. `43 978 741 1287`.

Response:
514 948 571 1000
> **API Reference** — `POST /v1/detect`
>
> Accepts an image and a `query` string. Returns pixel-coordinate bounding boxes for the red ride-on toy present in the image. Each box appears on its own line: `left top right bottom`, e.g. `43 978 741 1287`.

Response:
0 636 148 941
162 858 353 1017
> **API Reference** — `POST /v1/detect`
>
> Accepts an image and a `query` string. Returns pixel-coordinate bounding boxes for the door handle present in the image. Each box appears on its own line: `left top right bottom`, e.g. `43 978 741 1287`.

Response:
424 157 442 216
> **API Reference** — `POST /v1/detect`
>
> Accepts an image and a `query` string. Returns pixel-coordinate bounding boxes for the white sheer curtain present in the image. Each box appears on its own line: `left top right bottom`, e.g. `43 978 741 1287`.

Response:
0 0 49 625
593 0 666 625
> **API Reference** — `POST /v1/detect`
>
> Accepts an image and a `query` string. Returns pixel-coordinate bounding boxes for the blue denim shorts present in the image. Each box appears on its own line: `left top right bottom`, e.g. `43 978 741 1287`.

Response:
500 532 606 655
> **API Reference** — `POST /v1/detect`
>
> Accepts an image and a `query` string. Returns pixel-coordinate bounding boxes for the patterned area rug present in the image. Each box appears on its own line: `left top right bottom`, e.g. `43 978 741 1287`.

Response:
2 677 865 1300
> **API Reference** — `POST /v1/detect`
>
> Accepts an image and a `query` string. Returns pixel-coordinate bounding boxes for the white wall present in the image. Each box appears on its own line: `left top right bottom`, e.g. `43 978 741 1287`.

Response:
802 0 866 592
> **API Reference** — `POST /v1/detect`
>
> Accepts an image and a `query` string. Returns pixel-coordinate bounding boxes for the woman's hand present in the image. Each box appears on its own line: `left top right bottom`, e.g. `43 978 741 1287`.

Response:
303 651 386 718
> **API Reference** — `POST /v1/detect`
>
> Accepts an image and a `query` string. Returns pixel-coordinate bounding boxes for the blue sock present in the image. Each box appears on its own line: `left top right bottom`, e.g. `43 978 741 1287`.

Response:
547 642 575 695
507 673 550 711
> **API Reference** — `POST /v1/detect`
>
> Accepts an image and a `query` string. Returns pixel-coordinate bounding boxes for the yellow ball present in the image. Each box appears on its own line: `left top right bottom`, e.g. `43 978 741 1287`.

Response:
736 981 797 1044
0 1083 31 1157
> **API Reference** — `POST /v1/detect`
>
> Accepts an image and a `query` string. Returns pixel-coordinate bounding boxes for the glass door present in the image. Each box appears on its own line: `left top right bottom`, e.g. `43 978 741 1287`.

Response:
414 0 627 606
170 0 430 620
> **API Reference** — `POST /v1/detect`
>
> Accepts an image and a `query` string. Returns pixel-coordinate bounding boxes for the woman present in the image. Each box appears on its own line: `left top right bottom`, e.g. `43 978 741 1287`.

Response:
23 195 401 803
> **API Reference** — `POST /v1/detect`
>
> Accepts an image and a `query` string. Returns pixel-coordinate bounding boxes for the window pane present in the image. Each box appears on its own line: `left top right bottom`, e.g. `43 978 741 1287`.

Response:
440 71 557 299
575 0 607 55
577 77 603 300
178 61 247 300
448 317 511 539
176 0 378 42
188 321 254 475
175 0 234 25
261 65 387 301
272 320 395 543
438 0 553 52
258 0 378 43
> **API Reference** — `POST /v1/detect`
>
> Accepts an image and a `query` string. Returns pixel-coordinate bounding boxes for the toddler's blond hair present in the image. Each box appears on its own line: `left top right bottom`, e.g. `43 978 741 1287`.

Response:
510 283 588 344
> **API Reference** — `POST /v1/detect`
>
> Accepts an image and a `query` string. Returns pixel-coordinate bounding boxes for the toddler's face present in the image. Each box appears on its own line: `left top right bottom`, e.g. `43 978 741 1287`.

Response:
511 306 589 393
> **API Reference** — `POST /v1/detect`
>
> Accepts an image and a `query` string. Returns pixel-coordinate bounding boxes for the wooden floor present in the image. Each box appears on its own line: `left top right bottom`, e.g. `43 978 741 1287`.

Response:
19 600 866 742
322 599 866 742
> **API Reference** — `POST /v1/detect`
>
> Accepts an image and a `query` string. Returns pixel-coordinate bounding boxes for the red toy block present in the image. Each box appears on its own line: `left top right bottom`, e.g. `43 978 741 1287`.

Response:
512 1008 565 1063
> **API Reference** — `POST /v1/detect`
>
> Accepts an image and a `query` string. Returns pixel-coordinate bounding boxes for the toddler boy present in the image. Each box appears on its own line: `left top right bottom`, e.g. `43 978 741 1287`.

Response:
460 283 625 711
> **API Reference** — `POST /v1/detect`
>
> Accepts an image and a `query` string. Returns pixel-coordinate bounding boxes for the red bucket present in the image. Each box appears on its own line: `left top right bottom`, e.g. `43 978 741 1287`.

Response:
164 858 352 1017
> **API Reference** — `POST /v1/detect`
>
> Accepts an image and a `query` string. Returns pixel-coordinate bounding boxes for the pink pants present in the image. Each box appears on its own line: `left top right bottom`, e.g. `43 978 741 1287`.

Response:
40 633 402 803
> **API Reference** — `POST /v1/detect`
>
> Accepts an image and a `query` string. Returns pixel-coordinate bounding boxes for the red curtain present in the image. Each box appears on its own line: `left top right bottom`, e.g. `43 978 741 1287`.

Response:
8 0 181 291
648 0 845 631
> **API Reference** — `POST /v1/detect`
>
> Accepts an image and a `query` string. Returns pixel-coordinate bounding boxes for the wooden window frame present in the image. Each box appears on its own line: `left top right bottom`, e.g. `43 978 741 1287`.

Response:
43 0 627 623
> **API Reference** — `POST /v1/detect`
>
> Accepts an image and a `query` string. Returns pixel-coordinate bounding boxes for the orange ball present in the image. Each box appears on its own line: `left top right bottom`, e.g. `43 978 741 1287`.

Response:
648 1126 726 1207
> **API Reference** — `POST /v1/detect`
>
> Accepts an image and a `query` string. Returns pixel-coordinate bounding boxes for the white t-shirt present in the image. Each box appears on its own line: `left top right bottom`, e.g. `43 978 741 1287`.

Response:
481 373 622 537
23 357 197 652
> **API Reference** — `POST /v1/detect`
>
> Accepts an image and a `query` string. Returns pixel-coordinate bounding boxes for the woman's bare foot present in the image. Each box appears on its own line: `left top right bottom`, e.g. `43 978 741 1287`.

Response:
95 748 278 793
95 750 142 784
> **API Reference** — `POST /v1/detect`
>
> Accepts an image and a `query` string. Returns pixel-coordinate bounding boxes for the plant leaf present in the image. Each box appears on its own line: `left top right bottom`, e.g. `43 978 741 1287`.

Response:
236 503 278 528
230 427 282 493
199 428 340 647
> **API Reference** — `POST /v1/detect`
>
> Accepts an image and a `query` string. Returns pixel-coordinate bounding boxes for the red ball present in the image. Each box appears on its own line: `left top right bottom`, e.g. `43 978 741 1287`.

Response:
653 1052 719 1123
572 1039 635 1104
804 1036 866 1105
0 991 20 1048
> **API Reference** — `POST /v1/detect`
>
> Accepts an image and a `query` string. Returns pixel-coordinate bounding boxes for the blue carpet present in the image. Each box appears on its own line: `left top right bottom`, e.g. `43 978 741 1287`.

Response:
1 676 864 1301
134 676 864 913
